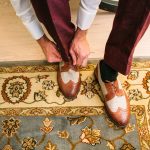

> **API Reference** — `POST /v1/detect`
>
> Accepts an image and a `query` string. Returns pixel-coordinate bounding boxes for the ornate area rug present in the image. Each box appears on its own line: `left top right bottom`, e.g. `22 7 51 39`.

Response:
0 62 150 150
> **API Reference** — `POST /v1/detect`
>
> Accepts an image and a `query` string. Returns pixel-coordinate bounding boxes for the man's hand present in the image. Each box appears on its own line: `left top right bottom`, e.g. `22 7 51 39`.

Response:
70 28 90 67
37 35 62 63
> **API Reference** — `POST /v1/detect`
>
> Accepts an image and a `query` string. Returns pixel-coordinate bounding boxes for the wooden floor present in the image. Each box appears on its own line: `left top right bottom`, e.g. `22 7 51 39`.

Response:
0 0 150 63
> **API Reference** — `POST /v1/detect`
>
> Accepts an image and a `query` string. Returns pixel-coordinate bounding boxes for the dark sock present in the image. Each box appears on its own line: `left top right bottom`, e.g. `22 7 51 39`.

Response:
100 60 118 83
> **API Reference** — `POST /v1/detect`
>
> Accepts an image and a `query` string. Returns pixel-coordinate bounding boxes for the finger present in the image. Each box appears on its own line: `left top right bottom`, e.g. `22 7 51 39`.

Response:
76 56 84 67
52 48 62 58
54 52 62 60
48 53 62 62
54 58 62 62
53 54 62 62
48 57 62 63
70 50 77 65
81 56 88 67
50 42 62 58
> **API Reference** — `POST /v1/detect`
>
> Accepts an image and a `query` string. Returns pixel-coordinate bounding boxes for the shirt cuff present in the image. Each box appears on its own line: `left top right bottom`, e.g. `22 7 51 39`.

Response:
23 19 44 40
77 6 97 30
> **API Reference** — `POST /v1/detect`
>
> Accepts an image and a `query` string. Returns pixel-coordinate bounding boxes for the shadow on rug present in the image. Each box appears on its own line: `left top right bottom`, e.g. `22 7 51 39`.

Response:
0 62 149 150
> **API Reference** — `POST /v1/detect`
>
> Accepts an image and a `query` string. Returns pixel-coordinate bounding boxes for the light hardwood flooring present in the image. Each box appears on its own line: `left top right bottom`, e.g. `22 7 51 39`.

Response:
0 0 150 63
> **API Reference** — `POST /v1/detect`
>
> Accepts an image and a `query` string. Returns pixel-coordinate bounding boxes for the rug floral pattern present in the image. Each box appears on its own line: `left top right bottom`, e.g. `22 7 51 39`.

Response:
0 62 149 150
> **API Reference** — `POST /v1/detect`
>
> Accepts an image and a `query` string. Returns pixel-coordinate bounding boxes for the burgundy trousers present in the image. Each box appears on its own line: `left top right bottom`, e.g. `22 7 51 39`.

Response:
31 0 150 75
104 0 150 75
31 0 75 62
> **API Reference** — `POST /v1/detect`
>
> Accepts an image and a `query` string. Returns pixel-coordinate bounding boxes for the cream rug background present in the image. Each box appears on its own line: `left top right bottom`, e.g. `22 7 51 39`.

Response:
0 62 149 149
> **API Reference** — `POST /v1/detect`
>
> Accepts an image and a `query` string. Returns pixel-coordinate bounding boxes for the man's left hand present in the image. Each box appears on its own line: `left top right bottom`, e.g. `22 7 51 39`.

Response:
69 28 90 67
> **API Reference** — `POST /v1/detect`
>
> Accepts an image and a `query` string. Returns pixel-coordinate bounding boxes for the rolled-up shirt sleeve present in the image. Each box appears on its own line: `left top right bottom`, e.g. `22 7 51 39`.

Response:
10 0 44 40
77 0 101 30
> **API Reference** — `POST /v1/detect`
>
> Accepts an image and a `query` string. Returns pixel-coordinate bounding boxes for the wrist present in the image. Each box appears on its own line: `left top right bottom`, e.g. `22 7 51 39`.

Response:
37 34 49 48
75 27 87 39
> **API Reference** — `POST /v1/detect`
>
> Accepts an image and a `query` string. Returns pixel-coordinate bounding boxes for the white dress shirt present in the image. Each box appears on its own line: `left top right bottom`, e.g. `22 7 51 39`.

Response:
10 0 101 40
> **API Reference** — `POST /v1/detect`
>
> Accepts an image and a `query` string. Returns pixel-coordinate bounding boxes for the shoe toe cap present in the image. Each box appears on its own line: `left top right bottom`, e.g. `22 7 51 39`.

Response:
114 109 130 127
106 95 130 127
58 80 81 99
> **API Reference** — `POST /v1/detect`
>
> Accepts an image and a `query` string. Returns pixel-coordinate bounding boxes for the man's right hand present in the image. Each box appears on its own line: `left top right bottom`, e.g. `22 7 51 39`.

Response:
37 35 62 63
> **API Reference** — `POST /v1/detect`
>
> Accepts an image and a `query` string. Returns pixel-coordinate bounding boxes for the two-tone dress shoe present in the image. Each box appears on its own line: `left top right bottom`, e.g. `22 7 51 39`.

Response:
94 61 130 127
57 62 81 99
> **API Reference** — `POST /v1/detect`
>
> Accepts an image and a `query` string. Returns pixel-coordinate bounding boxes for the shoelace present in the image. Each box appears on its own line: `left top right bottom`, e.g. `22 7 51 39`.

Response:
111 81 124 96
105 80 124 96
